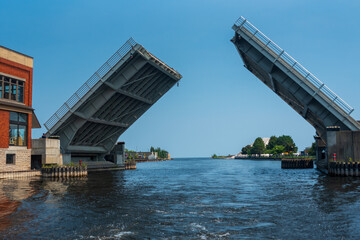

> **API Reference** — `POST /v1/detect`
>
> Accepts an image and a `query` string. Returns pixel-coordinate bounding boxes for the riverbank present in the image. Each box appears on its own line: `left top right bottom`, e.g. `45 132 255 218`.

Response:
211 155 234 159
235 156 315 161
135 158 171 163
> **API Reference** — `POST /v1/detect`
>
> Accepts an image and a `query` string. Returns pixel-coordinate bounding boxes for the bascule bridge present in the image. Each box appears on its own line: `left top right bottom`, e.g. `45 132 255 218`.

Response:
44 38 182 164
231 16 360 171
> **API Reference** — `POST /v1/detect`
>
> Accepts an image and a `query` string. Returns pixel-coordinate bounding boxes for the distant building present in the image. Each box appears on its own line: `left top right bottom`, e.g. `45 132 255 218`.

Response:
0 46 40 173
126 152 158 160
301 147 312 156
250 137 270 147
125 151 171 161
262 137 270 147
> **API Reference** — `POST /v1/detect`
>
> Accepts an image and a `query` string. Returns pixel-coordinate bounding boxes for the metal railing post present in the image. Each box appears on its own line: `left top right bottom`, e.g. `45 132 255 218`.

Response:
237 18 247 28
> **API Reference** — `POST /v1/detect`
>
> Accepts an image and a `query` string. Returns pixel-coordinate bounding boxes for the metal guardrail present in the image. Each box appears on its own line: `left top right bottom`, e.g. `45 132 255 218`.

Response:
234 16 354 115
44 38 137 132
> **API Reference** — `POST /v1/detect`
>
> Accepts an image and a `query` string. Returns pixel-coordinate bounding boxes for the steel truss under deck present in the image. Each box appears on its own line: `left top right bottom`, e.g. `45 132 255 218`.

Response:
45 38 182 159
232 16 360 142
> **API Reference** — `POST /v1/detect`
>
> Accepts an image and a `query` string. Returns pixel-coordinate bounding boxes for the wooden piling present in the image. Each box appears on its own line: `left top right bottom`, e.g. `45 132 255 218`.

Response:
281 158 314 169
41 166 88 178
328 161 360 177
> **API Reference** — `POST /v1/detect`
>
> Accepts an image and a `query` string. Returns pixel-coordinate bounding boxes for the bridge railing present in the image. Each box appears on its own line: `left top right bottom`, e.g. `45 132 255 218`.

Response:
44 38 137 132
234 16 354 115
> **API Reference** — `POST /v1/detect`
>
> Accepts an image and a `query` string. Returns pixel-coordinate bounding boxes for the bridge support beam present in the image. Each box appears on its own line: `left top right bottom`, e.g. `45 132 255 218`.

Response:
104 82 153 104
73 112 129 128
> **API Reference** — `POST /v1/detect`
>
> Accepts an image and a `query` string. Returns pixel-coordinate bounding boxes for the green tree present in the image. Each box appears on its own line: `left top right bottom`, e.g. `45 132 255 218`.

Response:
276 135 297 153
271 145 285 155
307 142 316 156
266 136 278 150
150 146 169 159
251 137 265 156
241 145 252 155
264 149 272 154
125 148 135 153
159 150 169 159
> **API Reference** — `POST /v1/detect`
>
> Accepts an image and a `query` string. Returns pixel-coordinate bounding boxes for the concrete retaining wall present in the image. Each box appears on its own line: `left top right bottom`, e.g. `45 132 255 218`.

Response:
327 130 360 164
0 170 41 179
0 147 31 172
31 138 63 165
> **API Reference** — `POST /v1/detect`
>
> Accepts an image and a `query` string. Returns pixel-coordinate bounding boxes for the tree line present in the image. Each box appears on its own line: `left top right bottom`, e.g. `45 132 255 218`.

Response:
125 147 169 159
150 146 169 159
241 135 298 156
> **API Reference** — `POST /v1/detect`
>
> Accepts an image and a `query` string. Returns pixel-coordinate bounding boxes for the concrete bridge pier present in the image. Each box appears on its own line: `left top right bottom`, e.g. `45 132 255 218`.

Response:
104 142 125 167
314 136 327 172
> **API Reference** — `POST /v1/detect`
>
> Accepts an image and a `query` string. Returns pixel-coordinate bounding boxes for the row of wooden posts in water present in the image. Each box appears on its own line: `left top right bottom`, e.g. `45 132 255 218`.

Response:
328 162 360 177
41 162 136 178
281 158 360 177
281 158 314 169
41 166 88 178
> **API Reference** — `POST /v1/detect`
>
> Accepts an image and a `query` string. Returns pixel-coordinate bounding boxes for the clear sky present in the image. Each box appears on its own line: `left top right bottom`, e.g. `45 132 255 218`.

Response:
1 0 360 157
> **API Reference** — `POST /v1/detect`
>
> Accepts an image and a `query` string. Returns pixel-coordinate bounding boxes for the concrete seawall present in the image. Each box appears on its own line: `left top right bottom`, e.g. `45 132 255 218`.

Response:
0 170 41 179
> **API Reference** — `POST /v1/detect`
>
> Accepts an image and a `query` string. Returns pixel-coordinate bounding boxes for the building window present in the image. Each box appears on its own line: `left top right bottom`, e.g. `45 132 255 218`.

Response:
0 75 24 103
9 112 28 146
6 154 15 164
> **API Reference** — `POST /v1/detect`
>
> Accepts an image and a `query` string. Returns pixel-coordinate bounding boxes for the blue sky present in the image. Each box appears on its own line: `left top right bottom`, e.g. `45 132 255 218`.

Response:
1 0 360 157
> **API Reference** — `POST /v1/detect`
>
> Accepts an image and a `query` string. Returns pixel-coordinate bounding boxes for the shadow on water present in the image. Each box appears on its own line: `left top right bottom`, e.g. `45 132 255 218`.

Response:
0 177 42 232
313 174 360 211
0 172 137 239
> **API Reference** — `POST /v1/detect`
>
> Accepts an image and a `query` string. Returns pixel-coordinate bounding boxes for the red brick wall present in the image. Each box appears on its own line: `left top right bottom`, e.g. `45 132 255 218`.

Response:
0 57 33 149
0 57 33 107
0 110 9 148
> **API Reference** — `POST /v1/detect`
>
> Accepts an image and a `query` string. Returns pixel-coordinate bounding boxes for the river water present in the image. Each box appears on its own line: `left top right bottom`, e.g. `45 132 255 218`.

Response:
1 158 360 239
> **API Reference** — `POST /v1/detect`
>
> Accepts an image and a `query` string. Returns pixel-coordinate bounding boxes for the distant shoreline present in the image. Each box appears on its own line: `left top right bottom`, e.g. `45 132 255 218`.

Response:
211 156 234 159
135 158 172 163
235 157 281 161
210 156 315 161
235 156 315 161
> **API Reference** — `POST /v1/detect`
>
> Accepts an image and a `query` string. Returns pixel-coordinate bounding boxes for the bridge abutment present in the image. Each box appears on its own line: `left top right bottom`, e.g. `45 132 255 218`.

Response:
314 126 360 175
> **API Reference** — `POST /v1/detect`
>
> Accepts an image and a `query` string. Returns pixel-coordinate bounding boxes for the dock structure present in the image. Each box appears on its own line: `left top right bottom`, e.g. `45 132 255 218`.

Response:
231 17 360 173
44 38 182 164
281 158 314 169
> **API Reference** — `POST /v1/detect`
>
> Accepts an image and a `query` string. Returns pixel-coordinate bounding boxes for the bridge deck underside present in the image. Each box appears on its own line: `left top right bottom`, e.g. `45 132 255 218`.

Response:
232 31 360 142
240 52 332 137
50 48 181 156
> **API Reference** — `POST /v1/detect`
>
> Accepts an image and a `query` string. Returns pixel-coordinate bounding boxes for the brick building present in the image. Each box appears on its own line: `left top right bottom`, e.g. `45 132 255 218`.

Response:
0 46 40 172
